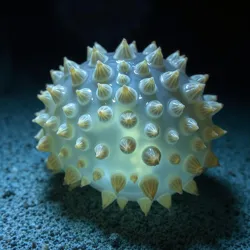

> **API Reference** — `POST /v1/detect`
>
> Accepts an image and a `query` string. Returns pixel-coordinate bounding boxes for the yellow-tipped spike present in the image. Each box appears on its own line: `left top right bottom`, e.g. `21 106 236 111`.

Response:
183 180 199 196
57 123 74 139
166 129 179 144
117 197 128 211
50 70 63 84
146 47 164 68
45 116 60 131
168 99 185 117
113 38 136 60
94 42 107 54
115 85 138 106
77 158 87 168
62 103 78 119
36 135 52 152
58 146 71 159
87 46 93 60
168 176 183 194
183 155 204 175
111 172 127 193
137 197 152 216
96 83 113 101
48 85 66 105
64 166 81 186
70 67 88 87
134 60 151 77
142 41 157 55
76 88 92 106
144 123 159 138
46 154 63 173
157 193 172 210
182 83 205 103
204 151 220 168
139 175 159 200
139 77 157 95
129 40 137 53
34 128 44 141
80 176 91 187
77 114 92 131
93 60 112 83
88 47 108 67
191 137 207 152
102 191 116 209
190 74 209 84
202 127 219 142
63 57 79 75
181 117 199 135
160 70 180 92
146 100 164 119
212 125 227 138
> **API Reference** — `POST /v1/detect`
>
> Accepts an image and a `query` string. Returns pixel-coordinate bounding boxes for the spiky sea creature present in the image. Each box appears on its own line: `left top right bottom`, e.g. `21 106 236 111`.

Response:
33 39 226 216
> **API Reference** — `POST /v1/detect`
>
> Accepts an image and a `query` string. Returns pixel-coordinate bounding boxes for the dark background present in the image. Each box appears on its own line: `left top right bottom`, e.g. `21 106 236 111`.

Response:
1 1 249 104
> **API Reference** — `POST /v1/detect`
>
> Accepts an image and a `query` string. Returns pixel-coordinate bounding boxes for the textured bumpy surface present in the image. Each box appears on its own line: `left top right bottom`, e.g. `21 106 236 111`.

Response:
1 89 250 250
33 39 227 215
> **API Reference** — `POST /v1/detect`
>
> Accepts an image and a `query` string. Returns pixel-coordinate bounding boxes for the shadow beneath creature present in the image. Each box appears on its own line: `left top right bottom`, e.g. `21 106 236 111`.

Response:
46 171 240 250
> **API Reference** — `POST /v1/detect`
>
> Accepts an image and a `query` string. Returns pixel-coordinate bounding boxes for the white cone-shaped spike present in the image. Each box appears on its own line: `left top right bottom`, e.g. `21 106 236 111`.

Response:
134 60 151 77
129 41 138 53
88 47 108 67
63 57 79 75
94 42 107 54
182 83 205 103
113 38 136 60
142 41 157 55
146 47 164 68
190 74 209 84
50 70 63 84
93 61 112 83
160 70 179 92
168 99 185 117
70 67 88 87
62 103 78 119
139 77 157 95
96 83 113 101
115 85 138 106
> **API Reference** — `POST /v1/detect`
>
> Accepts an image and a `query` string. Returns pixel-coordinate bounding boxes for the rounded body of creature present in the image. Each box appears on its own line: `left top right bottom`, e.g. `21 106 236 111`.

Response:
33 39 226 216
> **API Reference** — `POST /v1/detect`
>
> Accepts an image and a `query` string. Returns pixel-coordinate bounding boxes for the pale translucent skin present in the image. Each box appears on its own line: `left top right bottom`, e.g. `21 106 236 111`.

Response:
37 49 219 202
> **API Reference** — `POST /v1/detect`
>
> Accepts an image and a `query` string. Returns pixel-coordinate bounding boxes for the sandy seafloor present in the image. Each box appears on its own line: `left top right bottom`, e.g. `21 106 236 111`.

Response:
0 88 249 250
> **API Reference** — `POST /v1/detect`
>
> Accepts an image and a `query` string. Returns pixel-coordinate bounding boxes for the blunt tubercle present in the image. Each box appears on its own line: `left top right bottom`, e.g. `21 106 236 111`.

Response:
111 172 127 193
142 146 161 166
190 74 209 84
93 168 105 181
168 99 185 117
57 123 74 139
157 193 172 210
183 180 199 195
97 106 113 122
62 103 78 119
76 88 92 106
117 197 128 210
36 135 52 152
146 100 163 119
139 175 159 200
102 190 116 209
137 197 152 216
94 144 109 159
182 83 205 103
96 83 113 101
